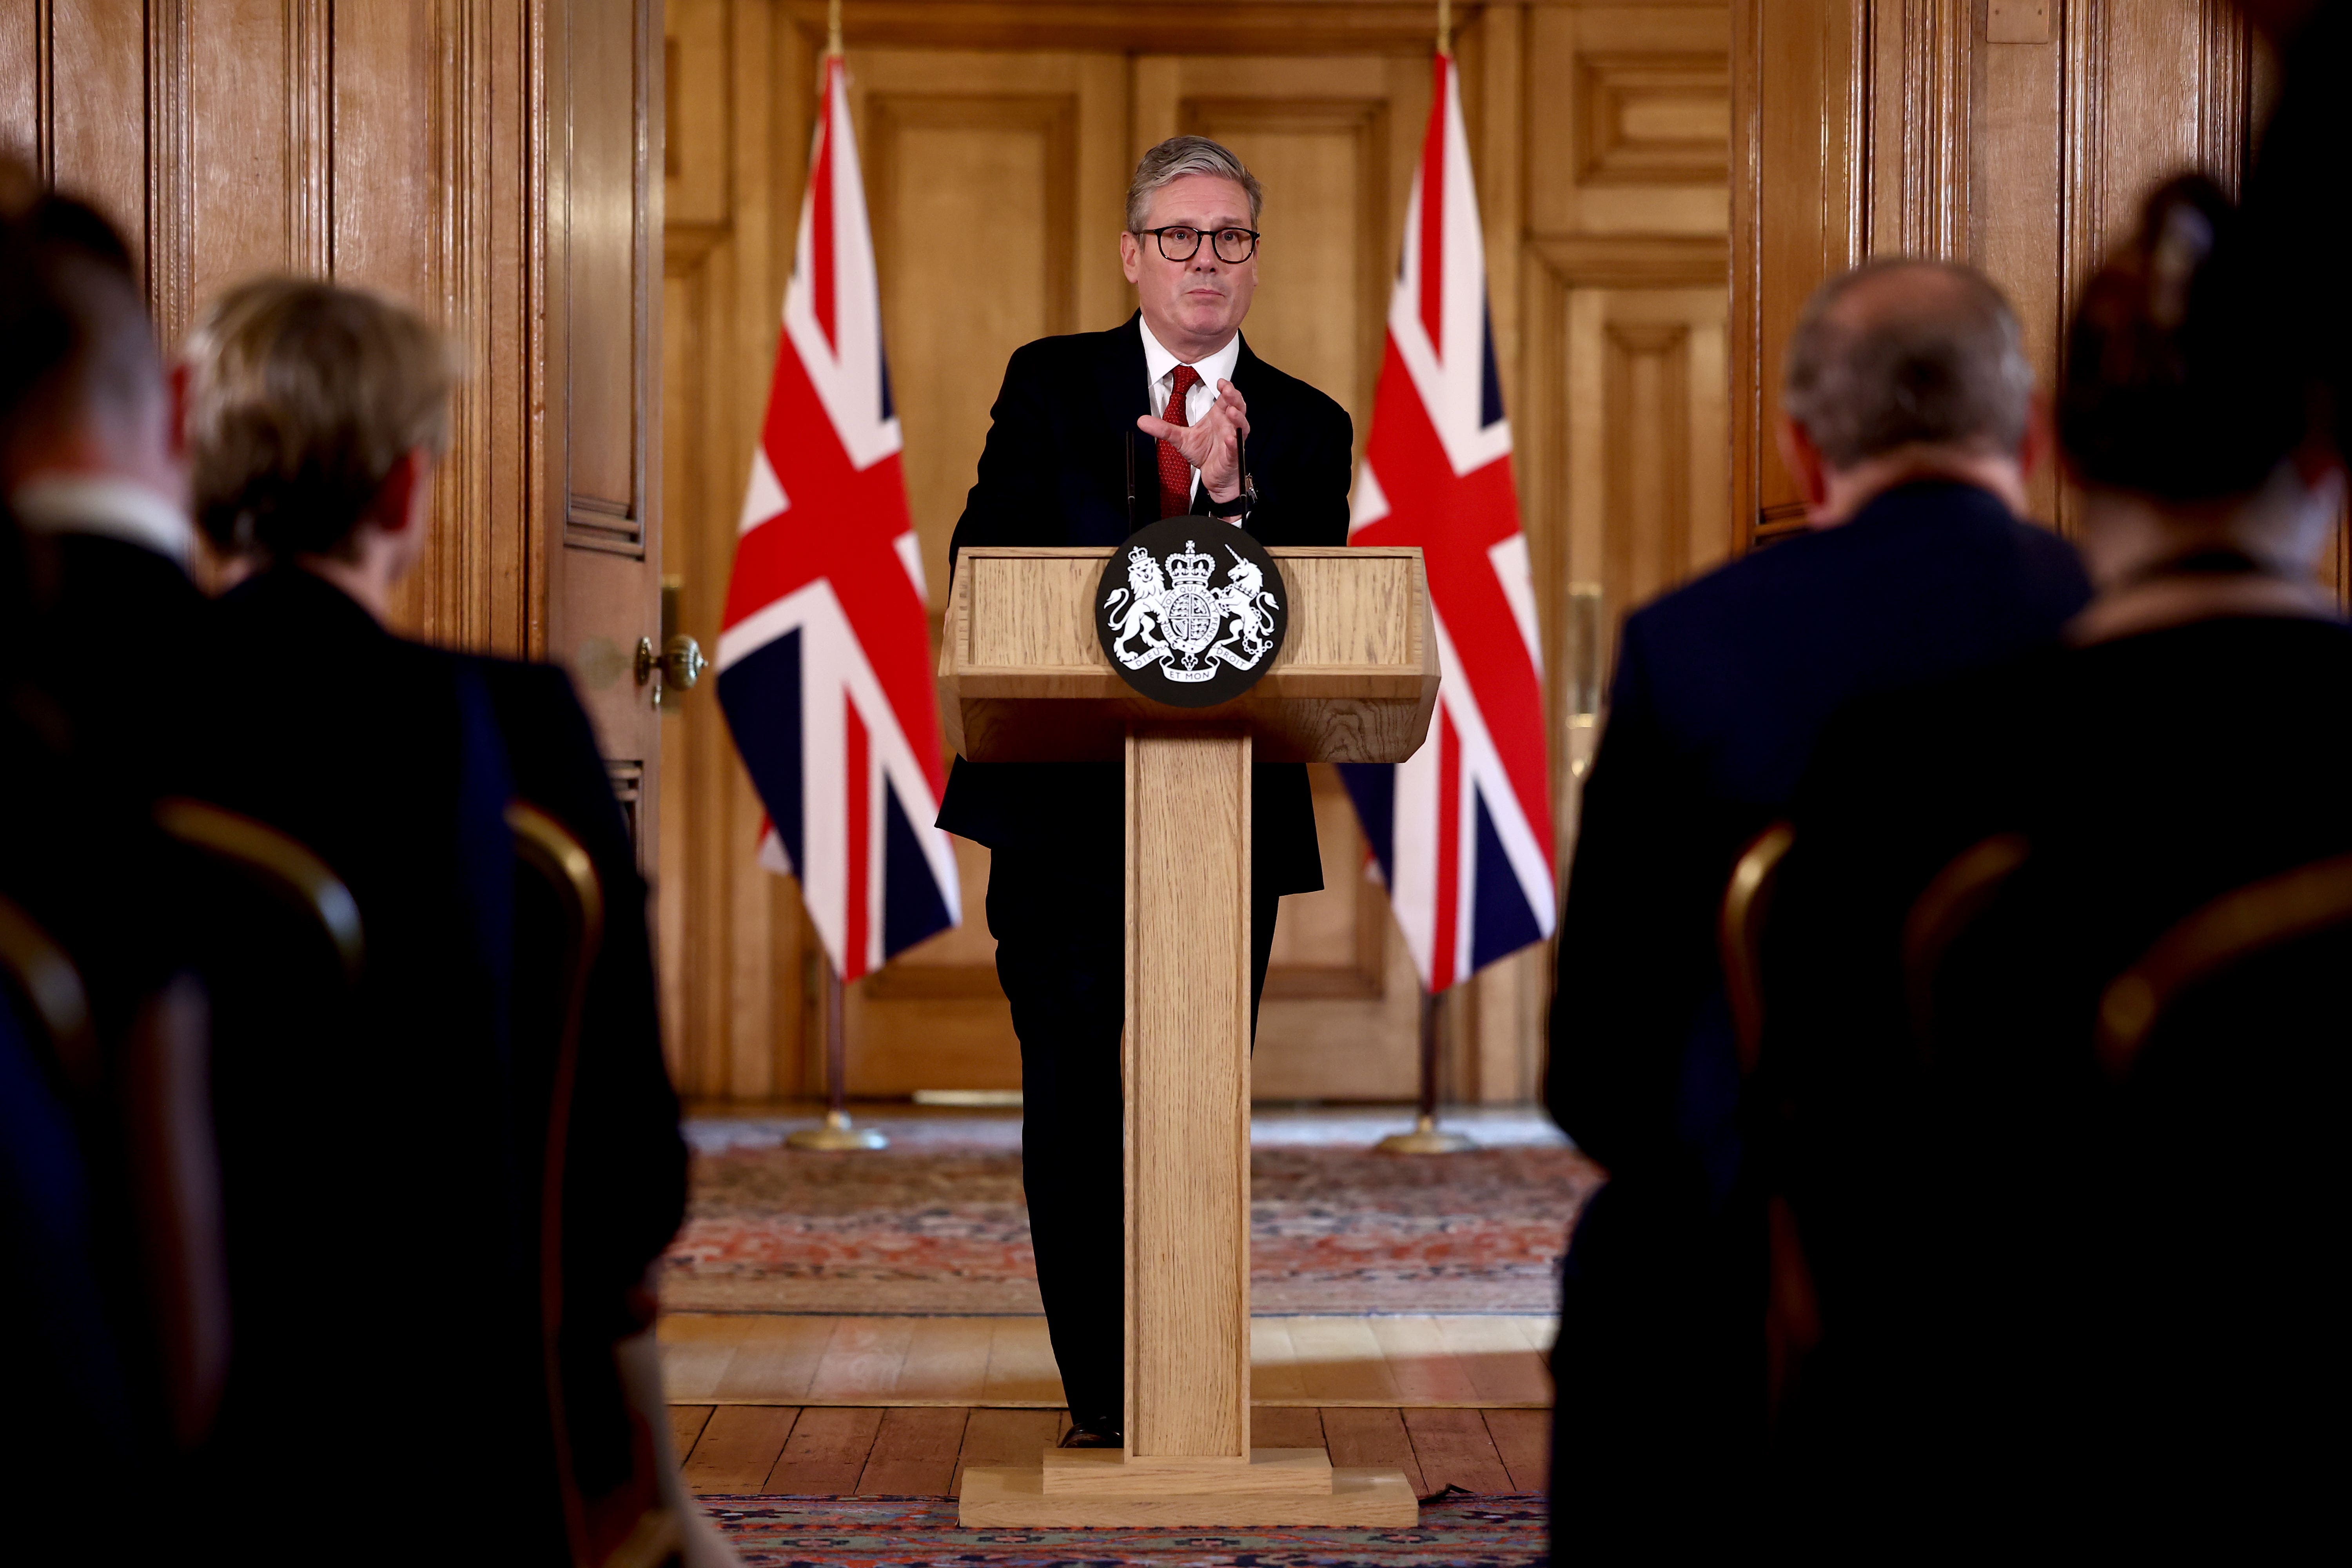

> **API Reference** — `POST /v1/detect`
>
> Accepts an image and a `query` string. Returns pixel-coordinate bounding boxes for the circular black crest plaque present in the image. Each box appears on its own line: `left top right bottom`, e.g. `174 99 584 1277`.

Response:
1095 515 1289 709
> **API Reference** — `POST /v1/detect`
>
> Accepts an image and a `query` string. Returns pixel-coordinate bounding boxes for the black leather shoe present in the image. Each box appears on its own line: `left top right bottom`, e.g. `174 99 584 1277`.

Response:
1058 1420 1123 1449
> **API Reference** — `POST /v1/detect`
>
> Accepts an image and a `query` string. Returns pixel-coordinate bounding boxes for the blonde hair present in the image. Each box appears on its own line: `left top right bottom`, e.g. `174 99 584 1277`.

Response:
183 276 455 561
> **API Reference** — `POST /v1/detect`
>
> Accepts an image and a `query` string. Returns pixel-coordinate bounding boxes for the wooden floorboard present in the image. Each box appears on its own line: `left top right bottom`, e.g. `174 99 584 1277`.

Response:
1250 1406 1325 1450
669 1404 715 1462
1402 1407 1514 1495
682 1405 799 1493
661 1313 1555 1408
854 1406 969 1494
979 1316 1065 1405
679 1402 1544 1499
1318 1407 1427 1496
767 1406 884 1494
1482 1407 1551 1491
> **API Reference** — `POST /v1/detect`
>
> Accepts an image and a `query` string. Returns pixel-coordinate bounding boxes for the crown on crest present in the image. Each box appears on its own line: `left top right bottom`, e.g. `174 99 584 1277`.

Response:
1166 540 1215 588
1128 544 1156 572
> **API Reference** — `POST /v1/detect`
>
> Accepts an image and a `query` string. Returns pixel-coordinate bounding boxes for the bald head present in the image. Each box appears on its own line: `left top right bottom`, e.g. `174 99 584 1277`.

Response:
1784 259 2032 470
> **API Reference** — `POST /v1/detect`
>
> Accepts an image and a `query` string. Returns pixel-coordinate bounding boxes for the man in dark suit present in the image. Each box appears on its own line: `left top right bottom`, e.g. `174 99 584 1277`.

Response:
1544 260 2092 1543
0 185 206 809
181 276 718 1566
939 136 1353 1446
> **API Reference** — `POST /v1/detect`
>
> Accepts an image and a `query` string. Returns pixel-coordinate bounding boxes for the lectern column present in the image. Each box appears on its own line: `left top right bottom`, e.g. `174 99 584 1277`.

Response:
1125 728 1251 1462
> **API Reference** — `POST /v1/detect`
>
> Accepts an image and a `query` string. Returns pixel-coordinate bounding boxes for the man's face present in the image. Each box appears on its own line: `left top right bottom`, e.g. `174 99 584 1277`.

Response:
1120 174 1259 357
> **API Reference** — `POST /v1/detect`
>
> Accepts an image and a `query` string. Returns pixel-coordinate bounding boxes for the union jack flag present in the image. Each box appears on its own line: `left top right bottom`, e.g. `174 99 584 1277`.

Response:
717 55 960 981
1341 51 1557 993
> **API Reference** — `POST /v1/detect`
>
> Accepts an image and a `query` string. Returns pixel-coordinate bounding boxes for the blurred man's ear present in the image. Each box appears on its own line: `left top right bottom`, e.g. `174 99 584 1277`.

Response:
1775 413 1831 511
1119 228 1142 286
166 361 192 465
369 447 430 537
2017 390 2053 482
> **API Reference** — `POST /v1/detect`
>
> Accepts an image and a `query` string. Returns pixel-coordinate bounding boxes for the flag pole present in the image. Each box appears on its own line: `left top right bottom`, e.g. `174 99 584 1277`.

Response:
826 0 843 58
788 955 887 1151
1437 0 1452 58
1377 987 1475 1154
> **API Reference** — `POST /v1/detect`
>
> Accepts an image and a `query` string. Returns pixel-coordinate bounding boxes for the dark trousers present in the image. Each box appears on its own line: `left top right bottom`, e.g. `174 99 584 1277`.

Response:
987 846 1279 1429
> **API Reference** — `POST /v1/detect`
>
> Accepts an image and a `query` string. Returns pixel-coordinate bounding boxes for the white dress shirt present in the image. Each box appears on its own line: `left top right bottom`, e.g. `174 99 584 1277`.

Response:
1139 316 1242 511
12 473 196 567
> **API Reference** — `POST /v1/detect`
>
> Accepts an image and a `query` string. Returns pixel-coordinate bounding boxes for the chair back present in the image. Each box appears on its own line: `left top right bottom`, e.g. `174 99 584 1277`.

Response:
0 891 95 1085
2094 848 2352 1076
1719 820 1794 1076
1900 831 2029 1057
506 799 614 1568
154 798 363 984
151 799 361 1453
1714 822 1820 1422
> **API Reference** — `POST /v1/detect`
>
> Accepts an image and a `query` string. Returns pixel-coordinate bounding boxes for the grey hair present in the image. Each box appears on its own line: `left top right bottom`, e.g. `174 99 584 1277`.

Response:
1125 136 1263 235
1783 258 2033 467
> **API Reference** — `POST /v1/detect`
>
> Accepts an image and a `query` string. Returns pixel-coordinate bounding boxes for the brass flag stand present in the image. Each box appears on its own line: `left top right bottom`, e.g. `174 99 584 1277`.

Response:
1375 989 1476 1154
786 959 887 1152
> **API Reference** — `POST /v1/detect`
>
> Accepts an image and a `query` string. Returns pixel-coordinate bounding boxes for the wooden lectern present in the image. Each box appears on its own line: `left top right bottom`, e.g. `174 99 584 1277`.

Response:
939 544 1438 1527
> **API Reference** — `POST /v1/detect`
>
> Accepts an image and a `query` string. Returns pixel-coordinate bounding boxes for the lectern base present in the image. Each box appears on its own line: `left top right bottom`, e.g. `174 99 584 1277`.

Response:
957 1462 1419 1527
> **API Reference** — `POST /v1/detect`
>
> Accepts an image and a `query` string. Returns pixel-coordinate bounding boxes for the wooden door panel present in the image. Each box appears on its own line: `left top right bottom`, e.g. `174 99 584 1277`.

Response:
551 0 664 873
831 47 1125 1095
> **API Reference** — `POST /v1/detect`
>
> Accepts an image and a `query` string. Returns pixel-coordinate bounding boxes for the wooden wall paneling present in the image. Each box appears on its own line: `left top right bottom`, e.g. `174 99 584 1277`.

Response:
1975 4 2065 523
187 0 291 318
45 2 149 281
832 45 1126 1097
547 0 666 891
1525 4 1730 240
143 0 192 345
1180 92 1390 457
1735 0 2262 546
287 0 333 276
659 0 810 1100
337 1 450 641
781 1 1468 56
1730 0 1863 550
0 4 39 176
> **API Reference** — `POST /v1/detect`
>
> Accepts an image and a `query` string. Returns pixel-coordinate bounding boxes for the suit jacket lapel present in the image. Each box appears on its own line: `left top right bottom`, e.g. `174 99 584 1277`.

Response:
1099 313 1151 533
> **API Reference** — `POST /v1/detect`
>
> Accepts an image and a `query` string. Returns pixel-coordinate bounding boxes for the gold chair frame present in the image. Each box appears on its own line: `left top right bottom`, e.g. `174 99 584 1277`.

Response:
155 798 364 982
2095 849 2352 1077
1719 820 1794 1075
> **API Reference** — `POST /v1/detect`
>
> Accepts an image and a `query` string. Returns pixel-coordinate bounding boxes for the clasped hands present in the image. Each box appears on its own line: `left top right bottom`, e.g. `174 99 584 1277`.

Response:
1138 378 1249 503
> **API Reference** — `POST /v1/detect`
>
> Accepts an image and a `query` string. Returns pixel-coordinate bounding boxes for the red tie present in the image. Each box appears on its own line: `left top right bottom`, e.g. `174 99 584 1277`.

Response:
1156 363 1201 519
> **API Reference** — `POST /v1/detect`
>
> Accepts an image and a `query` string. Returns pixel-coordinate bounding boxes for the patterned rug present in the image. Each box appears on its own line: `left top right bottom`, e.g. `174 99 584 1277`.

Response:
703 1492 1549 1566
660 1143 1600 1315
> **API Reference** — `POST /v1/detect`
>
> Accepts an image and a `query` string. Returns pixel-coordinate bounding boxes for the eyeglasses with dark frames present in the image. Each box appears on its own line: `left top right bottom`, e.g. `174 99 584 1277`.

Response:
1136 225 1261 263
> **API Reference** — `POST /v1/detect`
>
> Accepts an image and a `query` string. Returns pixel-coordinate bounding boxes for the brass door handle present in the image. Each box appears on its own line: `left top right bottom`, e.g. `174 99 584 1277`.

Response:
663 634 706 690
636 634 706 697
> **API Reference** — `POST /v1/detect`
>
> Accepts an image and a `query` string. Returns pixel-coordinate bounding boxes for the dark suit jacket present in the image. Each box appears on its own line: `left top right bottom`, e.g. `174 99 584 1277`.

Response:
472 658 686 1520
1759 616 2352 1539
936 312 1354 897
24 530 207 809
187 567 522 1549
1548 481 2092 1189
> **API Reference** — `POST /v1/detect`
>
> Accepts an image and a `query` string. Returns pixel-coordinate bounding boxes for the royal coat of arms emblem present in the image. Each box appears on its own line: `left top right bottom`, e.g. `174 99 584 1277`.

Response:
1094 515 1289 709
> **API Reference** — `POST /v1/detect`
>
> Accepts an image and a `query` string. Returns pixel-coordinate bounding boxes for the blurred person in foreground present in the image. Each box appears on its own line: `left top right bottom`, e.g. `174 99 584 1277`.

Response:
1762 176 2348 1549
0 178 224 1557
1545 260 2091 1544
181 276 721 1567
0 173 204 801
